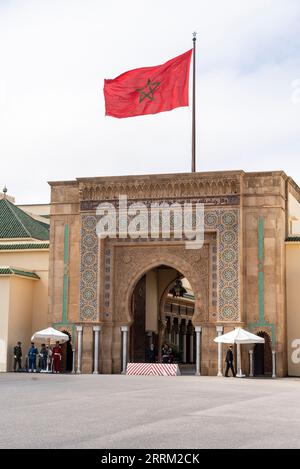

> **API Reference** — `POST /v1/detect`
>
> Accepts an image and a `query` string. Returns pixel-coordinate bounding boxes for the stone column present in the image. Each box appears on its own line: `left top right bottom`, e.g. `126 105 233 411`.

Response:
148 331 154 347
93 326 101 374
172 324 176 344
195 326 202 376
182 326 187 363
168 317 172 343
158 318 167 362
121 326 129 374
249 349 254 377
216 325 224 377
72 348 76 374
76 325 83 374
236 343 245 377
190 332 194 363
175 324 180 348
272 350 276 378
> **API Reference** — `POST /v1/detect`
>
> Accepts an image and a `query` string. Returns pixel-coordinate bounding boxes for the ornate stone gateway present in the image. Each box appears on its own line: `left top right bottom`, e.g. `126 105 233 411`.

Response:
79 209 240 324
49 170 292 376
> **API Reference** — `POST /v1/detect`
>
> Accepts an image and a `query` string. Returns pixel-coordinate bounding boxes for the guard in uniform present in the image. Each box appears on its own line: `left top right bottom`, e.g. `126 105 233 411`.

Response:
52 341 62 373
13 341 22 371
28 342 38 372
39 344 48 371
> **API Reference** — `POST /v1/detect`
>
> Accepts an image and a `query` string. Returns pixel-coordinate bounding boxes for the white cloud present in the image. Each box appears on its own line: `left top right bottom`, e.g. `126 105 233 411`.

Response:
0 0 300 202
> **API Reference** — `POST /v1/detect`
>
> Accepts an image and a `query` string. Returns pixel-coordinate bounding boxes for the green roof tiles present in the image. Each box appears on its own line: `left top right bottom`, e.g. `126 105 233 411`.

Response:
0 242 49 250
286 236 300 242
0 267 40 279
0 198 49 240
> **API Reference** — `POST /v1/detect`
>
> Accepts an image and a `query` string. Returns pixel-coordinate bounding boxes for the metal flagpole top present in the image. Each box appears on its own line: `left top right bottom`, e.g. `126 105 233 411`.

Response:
191 31 196 172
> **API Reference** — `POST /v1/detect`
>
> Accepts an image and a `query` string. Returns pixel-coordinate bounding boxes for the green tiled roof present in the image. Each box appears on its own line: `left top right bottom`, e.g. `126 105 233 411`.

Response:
0 267 40 279
0 198 49 240
0 242 49 250
286 237 300 242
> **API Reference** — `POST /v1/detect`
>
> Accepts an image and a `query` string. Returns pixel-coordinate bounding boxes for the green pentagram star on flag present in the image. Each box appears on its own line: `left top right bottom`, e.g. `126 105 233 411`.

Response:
136 79 161 103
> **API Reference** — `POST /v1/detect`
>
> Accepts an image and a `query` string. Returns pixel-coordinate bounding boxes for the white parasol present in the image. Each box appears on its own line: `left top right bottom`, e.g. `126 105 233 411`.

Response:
214 327 265 377
31 327 69 343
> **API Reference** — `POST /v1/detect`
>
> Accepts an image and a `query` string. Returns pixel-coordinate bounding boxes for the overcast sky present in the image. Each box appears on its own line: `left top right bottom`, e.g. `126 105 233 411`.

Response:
0 0 300 203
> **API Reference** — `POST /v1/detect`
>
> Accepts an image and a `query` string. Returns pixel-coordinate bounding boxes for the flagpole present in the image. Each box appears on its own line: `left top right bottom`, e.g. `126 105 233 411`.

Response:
192 32 196 173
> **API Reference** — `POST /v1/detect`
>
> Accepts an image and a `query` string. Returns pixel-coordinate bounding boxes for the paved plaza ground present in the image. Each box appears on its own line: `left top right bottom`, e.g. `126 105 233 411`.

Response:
0 373 300 449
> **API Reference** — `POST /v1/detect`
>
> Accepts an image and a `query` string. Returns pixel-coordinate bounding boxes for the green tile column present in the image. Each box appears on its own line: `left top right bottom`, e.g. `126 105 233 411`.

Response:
258 217 265 324
62 224 69 323
248 216 276 343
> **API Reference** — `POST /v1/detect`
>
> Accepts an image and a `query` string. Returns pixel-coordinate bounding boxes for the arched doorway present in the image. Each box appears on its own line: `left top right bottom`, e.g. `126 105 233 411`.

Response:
61 330 73 373
130 265 195 370
254 331 272 376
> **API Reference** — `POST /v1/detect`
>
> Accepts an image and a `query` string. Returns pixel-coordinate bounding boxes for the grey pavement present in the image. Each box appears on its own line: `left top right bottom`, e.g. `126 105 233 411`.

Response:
0 373 300 449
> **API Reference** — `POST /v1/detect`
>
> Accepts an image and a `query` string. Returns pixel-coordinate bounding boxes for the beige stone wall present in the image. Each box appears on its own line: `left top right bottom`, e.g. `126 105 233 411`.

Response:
286 243 300 376
0 279 10 372
0 251 49 336
0 248 49 371
32 269 49 334
7 277 35 370
243 172 287 376
48 182 80 327
17 204 50 217
0 250 49 271
288 193 300 234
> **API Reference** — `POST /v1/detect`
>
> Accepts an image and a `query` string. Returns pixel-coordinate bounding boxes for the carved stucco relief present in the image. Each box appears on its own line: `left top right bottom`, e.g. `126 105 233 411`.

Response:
79 208 240 323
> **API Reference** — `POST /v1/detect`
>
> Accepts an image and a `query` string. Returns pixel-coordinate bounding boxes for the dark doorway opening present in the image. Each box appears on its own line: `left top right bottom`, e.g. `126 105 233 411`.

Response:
254 331 272 376
61 330 73 373
129 265 195 369
130 275 147 362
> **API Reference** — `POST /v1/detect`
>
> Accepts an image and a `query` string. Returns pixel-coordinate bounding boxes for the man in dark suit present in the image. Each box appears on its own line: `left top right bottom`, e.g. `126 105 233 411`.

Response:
13 341 22 371
225 345 236 377
147 344 156 363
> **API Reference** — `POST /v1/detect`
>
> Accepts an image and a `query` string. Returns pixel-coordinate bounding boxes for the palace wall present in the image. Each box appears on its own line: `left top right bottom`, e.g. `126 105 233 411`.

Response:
48 170 297 376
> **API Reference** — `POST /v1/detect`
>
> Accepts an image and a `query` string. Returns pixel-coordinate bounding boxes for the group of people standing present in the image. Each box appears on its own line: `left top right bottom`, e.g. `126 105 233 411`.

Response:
13 341 63 373
161 344 174 363
146 343 175 363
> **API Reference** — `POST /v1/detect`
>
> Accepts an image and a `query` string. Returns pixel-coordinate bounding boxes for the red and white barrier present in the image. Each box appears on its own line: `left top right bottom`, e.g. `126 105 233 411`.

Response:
126 363 181 376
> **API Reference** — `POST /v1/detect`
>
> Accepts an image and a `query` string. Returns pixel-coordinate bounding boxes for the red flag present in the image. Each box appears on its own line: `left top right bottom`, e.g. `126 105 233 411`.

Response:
104 50 192 118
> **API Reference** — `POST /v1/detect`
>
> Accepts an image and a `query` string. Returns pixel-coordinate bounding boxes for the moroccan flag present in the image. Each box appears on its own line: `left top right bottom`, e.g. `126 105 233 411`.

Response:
104 49 192 118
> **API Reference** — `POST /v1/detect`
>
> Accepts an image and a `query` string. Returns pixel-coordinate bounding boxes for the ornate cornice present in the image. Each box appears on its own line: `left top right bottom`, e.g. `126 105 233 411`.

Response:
78 173 241 203
80 195 239 211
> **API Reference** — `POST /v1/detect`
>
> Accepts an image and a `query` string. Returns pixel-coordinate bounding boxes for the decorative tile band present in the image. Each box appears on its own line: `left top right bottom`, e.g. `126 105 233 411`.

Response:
258 217 264 323
62 224 69 323
79 208 240 322
79 215 99 321
205 209 239 321
248 216 276 344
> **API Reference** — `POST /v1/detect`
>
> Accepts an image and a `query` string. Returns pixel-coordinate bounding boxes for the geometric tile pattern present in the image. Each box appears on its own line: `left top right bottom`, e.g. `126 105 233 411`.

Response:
79 208 240 322
80 215 99 321
204 209 240 321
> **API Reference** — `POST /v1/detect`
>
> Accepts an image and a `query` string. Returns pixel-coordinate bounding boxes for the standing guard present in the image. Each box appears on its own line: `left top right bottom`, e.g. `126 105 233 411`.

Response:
52 341 63 373
39 344 48 372
28 342 38 372
13 341 22 371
